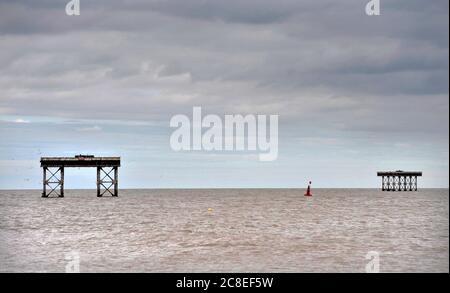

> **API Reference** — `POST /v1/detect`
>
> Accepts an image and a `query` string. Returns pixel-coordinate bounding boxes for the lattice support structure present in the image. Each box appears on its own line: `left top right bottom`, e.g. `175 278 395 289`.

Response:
40 155 120 198
97 166 118 197
42 167 64 198
378 171 421 192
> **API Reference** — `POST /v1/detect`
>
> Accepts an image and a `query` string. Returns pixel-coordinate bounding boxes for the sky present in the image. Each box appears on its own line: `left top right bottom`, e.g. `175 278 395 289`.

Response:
0 0 448 189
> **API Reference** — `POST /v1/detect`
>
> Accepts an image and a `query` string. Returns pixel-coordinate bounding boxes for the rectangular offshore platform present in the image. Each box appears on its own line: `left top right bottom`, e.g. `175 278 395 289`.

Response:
40 155 120 197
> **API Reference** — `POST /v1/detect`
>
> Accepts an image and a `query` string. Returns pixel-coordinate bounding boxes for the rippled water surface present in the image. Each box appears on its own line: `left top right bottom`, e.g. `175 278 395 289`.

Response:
0 189 448 272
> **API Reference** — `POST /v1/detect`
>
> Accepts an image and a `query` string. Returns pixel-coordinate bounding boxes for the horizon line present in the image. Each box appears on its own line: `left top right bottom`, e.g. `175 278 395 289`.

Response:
1 187 449 191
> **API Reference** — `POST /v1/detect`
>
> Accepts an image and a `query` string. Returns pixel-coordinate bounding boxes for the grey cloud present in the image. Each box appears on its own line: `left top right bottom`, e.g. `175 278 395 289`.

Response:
0 0 448 138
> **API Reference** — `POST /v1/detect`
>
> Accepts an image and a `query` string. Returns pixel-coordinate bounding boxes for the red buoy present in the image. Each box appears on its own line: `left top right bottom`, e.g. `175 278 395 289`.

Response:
304 181 312 196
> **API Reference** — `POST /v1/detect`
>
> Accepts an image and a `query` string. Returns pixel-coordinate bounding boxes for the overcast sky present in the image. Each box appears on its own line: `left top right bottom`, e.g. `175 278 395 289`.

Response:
0 0 448 188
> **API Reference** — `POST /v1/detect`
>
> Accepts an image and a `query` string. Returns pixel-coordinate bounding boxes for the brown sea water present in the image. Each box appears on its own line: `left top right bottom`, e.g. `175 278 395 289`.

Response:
0 189 448 272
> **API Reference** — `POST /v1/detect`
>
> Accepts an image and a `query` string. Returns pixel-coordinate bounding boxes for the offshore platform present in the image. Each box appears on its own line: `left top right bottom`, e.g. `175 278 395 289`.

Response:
377 170 422 191
40 155 120 197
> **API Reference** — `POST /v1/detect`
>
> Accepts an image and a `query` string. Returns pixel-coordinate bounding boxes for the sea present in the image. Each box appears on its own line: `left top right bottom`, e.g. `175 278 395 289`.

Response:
0 189 448 272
